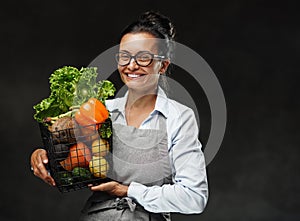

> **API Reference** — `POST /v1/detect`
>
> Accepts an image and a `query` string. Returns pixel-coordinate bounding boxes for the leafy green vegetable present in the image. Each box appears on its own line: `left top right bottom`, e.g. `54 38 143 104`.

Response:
49 66 82 109
33 97 62 123
72 167 93 180
97 80 116 104
33 66 116 123
57 171 74 185
73 67 99 106
99 119 113 139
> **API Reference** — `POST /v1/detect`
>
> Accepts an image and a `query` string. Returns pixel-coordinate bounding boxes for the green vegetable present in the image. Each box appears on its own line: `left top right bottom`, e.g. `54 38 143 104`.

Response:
72 167 93 180
97 80 116 104
99 119 113 138
57 171 73 185
34 67 81 123
33 66 116 123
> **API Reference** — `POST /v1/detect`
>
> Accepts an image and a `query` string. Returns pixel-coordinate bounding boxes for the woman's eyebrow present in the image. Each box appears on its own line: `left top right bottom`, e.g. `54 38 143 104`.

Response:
119 50 130 53
119 50 152 54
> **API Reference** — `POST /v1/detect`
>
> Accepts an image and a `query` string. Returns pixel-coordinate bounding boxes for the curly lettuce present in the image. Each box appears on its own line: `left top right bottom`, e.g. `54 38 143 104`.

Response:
33 66 116 123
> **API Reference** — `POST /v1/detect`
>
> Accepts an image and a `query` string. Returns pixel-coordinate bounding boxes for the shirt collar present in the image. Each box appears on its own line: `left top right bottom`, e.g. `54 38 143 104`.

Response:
154 87 169 118
109 86 169 118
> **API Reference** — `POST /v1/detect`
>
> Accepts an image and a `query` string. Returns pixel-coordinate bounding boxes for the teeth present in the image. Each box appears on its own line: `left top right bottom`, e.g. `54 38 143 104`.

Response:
128 74 140 78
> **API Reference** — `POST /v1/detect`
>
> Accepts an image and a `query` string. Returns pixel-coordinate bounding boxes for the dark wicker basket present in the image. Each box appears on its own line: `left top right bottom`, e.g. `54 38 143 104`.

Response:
39 119 112 193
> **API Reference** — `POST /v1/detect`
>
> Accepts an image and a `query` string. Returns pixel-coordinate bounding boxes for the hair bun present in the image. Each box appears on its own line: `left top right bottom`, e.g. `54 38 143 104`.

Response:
139 11 176 40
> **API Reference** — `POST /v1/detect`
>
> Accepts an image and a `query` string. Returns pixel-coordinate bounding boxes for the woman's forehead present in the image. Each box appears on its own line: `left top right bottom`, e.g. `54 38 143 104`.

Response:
119 33 159 53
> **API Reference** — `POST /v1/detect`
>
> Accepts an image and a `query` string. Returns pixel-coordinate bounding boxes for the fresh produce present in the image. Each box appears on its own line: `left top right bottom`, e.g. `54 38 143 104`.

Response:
48 116 79 144
74 97 109 142
60 142 92 171
75 98 109 126
79 118 113 144
91 138 109 157
51 143 70 160
79 127 101 144
89 156 109 178
96 80 117 104
33 66 116 138
57 171 73 185
34 66 83 123
33 66 115 190
72 167 93 180
98 119 113 139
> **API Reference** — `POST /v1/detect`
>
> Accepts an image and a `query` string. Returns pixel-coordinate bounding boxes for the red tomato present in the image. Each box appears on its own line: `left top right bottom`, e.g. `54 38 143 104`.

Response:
60 142 92 171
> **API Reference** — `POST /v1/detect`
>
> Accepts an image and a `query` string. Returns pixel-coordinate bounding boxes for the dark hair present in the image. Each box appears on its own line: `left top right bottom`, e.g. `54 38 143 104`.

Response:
119 11 176 92
119 11 176 59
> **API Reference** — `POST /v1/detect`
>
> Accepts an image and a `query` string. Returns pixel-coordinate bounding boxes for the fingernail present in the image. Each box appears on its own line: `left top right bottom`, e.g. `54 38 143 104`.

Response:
43 159 48 163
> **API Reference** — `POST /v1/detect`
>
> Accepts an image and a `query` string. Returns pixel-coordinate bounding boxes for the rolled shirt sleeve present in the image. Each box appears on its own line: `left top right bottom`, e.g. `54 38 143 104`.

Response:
128 107 209 214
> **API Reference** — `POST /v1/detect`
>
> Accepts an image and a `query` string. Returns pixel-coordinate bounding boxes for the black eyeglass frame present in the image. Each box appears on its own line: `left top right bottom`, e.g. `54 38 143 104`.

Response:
115 51 166 67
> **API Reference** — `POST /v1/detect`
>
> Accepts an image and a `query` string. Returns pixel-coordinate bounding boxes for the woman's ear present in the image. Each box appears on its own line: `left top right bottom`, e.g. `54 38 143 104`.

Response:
159 60 171 74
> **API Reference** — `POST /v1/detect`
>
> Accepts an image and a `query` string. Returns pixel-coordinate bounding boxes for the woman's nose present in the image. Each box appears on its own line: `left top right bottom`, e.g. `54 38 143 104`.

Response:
127 58 139 70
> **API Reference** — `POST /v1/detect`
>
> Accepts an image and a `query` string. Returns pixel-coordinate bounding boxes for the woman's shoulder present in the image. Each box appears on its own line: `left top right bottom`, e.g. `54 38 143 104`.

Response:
165 97 200 141
166 97 195 117
157 88 195 118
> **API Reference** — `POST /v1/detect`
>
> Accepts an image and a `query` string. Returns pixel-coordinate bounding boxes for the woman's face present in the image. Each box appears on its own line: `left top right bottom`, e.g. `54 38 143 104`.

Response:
117 32 169 92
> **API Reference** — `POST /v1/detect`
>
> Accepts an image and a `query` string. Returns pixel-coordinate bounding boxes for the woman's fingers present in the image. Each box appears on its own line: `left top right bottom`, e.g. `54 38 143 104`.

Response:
31 149 47 177
31 149 56 186
40 151 48 164
44 175 56 186
90 181 116 191
90 181 128 196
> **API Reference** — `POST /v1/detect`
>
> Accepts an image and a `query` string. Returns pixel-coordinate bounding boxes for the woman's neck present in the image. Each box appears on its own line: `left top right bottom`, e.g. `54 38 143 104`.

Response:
124 87 158 128
126 87 158 110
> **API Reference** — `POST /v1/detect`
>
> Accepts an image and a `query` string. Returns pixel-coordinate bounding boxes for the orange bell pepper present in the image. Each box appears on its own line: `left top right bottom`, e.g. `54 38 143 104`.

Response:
75 98 109 127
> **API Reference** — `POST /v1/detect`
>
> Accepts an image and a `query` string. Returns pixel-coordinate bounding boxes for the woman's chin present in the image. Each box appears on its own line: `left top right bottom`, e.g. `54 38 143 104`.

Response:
125 80 158 93
125 81 146 90
124 77 150 87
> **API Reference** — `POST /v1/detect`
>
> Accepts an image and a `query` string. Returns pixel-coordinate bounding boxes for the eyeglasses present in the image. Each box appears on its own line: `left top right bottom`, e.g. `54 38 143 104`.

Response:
115 51 165 67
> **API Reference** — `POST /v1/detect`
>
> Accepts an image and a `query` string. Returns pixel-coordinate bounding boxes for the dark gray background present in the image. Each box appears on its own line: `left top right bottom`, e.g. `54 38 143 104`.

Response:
1 0 299 221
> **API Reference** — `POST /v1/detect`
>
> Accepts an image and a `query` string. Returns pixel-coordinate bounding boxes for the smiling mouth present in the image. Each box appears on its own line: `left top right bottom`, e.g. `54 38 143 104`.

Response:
126 73 145 78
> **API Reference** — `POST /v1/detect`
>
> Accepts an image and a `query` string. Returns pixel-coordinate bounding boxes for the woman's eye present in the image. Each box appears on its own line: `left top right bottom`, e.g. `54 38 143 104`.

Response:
138 54 151 61
120 54 130 60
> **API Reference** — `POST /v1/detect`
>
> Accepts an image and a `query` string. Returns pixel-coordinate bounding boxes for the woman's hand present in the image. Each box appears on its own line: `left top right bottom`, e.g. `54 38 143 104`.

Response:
30 148 56 186
90 181 128 197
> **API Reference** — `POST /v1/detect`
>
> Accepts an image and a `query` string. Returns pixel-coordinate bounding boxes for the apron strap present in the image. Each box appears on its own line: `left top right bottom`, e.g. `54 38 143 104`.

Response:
111 110 122 122
158 113 167 130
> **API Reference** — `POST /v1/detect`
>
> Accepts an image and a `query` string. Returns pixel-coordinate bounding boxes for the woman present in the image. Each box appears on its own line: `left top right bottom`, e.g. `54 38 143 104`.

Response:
30 11 208 221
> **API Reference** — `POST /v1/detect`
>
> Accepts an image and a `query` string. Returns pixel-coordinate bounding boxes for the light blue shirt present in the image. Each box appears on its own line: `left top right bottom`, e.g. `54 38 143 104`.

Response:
105 87 208 214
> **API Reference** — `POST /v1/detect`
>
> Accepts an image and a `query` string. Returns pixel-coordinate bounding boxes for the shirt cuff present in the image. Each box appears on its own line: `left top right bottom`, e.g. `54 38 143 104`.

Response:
127 181 147 202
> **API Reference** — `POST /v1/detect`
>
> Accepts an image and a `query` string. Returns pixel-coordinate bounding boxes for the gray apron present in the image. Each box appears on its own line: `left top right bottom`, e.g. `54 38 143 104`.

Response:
79 111 172 221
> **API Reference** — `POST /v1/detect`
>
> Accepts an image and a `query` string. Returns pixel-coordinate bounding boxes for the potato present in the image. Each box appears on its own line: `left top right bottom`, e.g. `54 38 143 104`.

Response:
91 138 109 157
89 156 109 178
49 116 79 144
